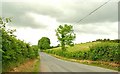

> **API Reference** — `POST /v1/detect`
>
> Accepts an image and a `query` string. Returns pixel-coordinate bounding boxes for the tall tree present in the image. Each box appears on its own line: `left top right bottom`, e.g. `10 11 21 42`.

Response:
38 37 51 51
55 24 76 51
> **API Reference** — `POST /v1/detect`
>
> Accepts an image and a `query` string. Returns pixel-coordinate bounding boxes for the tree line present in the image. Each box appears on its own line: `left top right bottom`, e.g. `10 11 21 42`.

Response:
95 39 120 43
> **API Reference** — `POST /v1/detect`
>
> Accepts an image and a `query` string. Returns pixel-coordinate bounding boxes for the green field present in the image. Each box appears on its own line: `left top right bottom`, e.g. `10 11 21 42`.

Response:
51 42 101 52
46 41 119 61
45 41 119 71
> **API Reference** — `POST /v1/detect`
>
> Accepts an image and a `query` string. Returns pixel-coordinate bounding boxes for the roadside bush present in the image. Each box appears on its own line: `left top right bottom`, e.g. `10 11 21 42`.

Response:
45 42 119 63
88 42 119 62
2 30 39 71
1 17 39 71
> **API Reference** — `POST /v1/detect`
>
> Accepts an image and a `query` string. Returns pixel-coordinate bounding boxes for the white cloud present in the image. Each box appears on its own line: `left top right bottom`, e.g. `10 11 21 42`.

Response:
13 21 118 45
2 0 119 46
12 12 59 46
26 12 58 29
74 22 118 43
74 22 118 35
13 27 59 46
75 33 118 44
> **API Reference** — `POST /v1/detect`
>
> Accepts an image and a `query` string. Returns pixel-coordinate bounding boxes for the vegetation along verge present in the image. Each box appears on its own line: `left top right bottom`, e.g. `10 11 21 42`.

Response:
45 41 120 71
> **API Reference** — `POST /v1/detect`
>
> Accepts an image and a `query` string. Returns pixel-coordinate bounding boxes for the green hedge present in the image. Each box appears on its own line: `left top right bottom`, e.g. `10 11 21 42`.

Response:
45 42 119 63
2 29 39 71
0 17 39 71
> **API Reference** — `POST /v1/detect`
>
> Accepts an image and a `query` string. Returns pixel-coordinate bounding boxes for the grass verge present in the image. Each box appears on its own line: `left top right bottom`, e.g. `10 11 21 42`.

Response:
9 56 40 72
46 53 119 71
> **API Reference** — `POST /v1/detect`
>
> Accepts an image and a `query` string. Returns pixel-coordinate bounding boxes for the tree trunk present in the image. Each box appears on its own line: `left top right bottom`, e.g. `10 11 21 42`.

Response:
61 34 66 51
61 41 66 51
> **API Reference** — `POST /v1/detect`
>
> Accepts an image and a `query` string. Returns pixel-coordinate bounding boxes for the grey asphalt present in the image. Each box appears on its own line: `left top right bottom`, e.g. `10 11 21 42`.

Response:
40 52 117 72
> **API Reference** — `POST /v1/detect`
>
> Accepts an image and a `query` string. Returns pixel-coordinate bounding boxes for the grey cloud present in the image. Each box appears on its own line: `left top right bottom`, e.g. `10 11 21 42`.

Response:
13 14 47 28
56 2 118 24
1 0 118 29
2 2 48 28
74 27 110 35
74 23 117 35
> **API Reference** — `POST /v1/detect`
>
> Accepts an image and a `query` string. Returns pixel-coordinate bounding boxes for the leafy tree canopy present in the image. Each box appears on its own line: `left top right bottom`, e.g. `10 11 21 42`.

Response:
38 37 51 51
55 24 76 51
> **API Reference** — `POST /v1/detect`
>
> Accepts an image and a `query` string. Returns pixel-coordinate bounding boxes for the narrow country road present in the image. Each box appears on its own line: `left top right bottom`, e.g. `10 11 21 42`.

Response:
40 52 117 72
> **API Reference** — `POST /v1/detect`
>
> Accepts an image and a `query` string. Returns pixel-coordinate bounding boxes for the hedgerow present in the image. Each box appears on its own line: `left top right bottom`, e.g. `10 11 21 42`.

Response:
0 17 39 71
45 42 119 63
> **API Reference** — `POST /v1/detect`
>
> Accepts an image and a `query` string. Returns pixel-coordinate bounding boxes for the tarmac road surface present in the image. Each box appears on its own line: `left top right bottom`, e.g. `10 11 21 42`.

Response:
40 52 117 72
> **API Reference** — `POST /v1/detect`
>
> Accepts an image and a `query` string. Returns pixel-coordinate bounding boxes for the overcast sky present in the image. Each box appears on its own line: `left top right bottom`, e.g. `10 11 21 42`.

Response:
0 0 119 46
